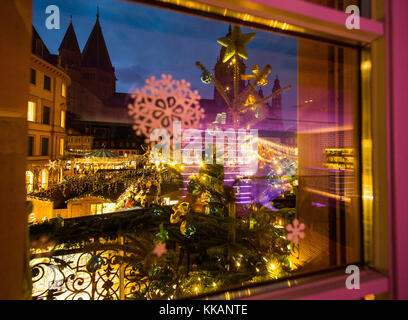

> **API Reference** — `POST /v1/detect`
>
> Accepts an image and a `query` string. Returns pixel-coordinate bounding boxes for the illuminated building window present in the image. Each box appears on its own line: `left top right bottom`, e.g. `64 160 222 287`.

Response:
27 101 36 122
40 169 48 189
59 168 63 183
60 110 65 128
90 203 103 215
26 171 34 193
62 82 66 97
59 138 64 156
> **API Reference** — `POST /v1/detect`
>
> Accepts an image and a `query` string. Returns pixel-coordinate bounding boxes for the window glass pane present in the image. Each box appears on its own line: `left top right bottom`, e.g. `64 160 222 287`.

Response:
30 69 36 85
41 137 48 156
62 82 66 97
40 169 48 189
27 101 35 122
26 171 34 193
28 136 34 156
29 0 364 300
42 106 50 124
59 138 64 156
44 75 51 90
60 110 65 128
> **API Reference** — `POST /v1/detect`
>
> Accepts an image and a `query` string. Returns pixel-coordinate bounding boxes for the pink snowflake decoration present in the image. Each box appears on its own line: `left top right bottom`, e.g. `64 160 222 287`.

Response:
286 219 306 244
152 243 167 257
128 74 205 140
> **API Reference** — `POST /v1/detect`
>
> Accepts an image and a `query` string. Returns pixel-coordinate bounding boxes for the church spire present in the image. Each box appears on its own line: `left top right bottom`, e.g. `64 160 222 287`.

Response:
81 11 114 72
271 75 282 117
258 87 264 98
58 19 80 54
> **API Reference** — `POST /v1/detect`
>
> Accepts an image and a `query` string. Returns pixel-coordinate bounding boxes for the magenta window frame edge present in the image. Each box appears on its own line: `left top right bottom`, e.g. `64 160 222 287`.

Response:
247 0 383 34
202 0 384 38
387 0 408 300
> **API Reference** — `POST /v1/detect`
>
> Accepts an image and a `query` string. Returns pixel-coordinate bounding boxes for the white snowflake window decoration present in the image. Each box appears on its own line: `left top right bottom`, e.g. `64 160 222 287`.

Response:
128 74 205 140
47 160 58 171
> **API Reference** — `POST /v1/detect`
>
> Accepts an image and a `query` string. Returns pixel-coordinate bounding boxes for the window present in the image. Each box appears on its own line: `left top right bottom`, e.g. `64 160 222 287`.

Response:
41 137 49 156
44 75 51 91
42 106 50 125
90 203 103 215
60 110 65 128
62 82 66 97
27 0 386 301
59 138 64 156
26 171 34 193
28 136 34 156
27 101 36 122
30 69 36 85
40 169 48 189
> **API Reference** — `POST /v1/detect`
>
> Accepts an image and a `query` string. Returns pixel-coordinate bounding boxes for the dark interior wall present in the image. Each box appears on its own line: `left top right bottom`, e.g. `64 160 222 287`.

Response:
0 0 32 299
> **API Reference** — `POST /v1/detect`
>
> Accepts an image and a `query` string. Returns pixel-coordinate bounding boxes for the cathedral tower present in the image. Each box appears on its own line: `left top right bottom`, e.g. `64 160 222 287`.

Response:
213 25 246 108
271 75 282 119
59 18 82 115
80 11 116 100
59 18 81 69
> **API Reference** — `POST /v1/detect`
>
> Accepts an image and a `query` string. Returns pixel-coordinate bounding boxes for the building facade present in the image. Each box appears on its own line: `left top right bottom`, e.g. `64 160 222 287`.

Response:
26 28 70 193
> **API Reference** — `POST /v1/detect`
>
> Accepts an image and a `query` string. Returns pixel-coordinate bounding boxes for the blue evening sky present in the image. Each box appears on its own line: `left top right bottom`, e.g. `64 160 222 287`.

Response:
33 0 298 111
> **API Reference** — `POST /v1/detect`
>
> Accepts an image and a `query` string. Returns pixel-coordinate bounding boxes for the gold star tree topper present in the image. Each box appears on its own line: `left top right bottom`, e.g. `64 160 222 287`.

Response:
217 25 256 63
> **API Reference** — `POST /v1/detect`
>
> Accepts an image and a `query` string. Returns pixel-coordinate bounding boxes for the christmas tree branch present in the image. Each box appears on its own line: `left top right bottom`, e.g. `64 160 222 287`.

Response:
233 55 239 106
195 61 231 109
253 85 292 106
240 85 291 112
238 64 271 105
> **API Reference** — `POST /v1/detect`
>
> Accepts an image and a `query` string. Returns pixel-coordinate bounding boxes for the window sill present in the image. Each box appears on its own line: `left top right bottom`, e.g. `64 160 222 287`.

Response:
202 268 388 300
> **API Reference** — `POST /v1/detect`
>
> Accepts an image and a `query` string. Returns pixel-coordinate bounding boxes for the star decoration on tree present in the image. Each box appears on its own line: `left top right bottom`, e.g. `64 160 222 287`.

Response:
217 25 256 63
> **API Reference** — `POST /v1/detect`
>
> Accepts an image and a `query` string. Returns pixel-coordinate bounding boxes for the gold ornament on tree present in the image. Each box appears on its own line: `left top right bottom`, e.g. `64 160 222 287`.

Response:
244 94 256 107
241 64 270 86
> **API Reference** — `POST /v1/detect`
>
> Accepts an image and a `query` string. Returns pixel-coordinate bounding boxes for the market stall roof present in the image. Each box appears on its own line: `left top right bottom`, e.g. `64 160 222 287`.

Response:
86 148 119 158
27 165 182 209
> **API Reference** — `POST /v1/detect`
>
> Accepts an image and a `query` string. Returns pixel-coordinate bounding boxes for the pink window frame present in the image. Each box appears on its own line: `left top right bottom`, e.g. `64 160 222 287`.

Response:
386 0 408 300
192 0 408 299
